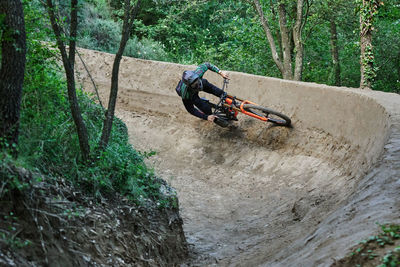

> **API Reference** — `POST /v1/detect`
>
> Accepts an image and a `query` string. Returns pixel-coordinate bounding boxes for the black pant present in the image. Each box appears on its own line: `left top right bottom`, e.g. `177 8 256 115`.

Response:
193 79 224 115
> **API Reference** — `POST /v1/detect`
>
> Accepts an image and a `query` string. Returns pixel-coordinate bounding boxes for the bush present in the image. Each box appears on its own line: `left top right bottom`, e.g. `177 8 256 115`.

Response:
78 18 121 53
124 36 170 61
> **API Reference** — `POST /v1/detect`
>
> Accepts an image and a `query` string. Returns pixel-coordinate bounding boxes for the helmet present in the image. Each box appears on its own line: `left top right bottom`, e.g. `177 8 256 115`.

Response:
182 70 203 92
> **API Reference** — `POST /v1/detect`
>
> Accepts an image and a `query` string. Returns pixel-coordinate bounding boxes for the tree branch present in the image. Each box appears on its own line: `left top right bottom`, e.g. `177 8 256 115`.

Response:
68 0 78 69
99 0 142 150
252 0 284 74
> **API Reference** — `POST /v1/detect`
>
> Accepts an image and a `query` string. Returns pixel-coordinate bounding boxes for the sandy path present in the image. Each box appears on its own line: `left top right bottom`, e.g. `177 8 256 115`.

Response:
113 89 360 265
75 48 400 266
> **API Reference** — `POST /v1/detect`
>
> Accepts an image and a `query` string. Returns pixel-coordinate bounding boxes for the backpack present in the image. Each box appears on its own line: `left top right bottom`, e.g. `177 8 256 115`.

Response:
175 80 182 96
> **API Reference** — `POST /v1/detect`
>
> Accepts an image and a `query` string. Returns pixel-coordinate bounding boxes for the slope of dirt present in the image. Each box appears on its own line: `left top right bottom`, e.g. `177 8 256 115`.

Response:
75 48 400 266
0 163 188 266
112 93 367 266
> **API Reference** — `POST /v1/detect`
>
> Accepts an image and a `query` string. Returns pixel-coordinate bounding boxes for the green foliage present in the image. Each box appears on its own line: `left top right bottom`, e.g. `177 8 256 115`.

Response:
132 1 278 76
362 43 378 86
0 152 29 198
77 1 121 52
376 224 400 266
357 0 381 88
0 211 32 249
302 22 332 84
19 41 166 203
379 247 400 267
216 13 278 77
301 0 361 87
374 0 400 92
357 0 381 31
347 223 400 266
26 0 399 92
0 154 32 249
76 0 169 61
79 17 121 52
380 224 400 241
15 1 172 206
123 36 170 61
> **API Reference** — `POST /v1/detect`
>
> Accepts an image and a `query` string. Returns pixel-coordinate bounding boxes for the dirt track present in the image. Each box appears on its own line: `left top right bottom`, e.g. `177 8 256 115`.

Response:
75 48 400 266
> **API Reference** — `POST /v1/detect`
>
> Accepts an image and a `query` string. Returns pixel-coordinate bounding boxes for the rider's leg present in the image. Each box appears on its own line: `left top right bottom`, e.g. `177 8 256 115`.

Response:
193 95 212 115
201 79 224 97
201 79 238 121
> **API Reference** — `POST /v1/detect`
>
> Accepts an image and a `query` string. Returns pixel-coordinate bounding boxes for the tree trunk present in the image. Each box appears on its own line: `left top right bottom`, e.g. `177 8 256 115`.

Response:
360 27 373 89
99 0 141 150
277 2 293 80
359 0 380 89
293 0 305 81
252 0 307 81
252 0 284 76
269 1 283 61
0 0 26 156
329 18 341 86
46 0 91 161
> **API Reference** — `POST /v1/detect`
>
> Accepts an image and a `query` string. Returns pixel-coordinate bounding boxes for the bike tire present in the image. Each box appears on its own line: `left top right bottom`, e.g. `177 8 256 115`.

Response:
242 104 291 127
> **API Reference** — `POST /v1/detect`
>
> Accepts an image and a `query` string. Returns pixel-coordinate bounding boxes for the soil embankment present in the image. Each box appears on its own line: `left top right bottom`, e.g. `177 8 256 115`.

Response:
0 165 188 266
75 48 400 266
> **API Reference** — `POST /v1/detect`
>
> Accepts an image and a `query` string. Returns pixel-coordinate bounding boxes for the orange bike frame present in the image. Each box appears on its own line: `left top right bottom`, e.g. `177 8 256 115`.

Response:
224 95 268 122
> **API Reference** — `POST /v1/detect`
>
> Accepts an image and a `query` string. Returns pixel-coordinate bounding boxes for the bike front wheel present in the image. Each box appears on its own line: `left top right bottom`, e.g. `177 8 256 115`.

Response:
242 104 291 127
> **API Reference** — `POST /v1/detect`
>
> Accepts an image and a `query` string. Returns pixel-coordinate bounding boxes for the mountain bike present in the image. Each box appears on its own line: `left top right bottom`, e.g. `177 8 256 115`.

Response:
209 79 291 128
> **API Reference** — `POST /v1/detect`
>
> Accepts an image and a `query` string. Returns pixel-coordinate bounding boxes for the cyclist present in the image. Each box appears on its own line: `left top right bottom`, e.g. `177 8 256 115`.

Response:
175 62 229 122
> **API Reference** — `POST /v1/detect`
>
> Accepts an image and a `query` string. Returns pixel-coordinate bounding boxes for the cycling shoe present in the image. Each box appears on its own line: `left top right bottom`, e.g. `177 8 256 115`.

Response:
214 117 229 127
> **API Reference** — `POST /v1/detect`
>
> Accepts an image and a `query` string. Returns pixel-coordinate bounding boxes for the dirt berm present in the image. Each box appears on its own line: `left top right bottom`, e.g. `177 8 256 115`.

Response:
75 48 400 266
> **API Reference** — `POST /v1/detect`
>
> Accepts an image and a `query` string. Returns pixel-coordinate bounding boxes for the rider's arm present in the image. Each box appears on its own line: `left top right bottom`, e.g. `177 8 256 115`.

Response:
182 99 208 120
195 63 229 79
194 62 220 77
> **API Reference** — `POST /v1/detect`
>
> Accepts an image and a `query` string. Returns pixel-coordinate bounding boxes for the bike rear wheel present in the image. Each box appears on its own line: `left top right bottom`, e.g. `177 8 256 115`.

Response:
242 104 291 127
